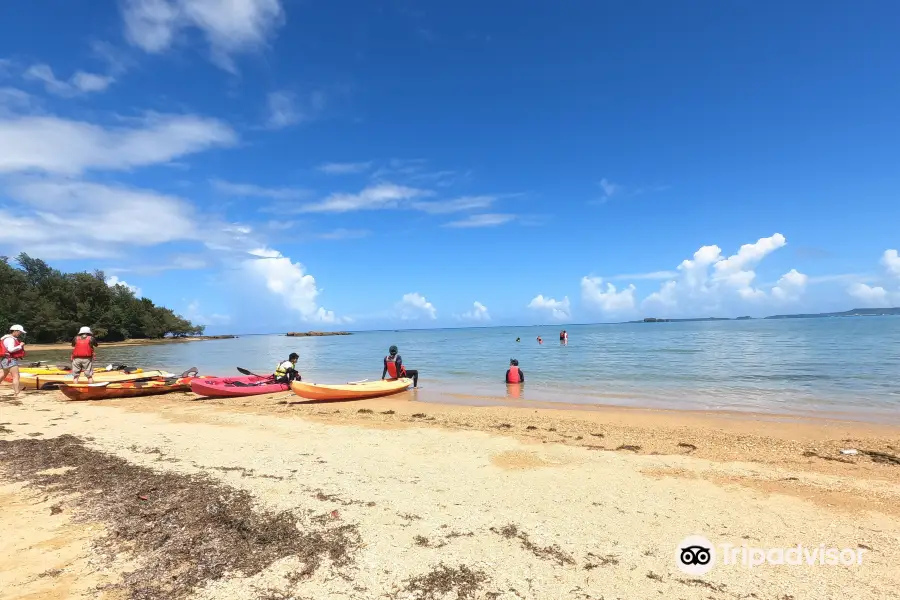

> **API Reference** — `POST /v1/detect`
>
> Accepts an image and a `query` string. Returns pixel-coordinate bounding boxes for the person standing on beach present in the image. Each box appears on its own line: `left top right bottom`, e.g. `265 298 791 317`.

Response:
1 324 26 398
505 359 524 384
71 326 99 384
382 345 419 388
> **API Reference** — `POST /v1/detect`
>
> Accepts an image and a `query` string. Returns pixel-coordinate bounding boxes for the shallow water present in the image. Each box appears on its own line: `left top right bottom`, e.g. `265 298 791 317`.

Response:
29 317 900 419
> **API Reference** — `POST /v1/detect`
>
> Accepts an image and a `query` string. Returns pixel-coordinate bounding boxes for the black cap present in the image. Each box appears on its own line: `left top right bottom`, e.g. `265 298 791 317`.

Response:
389 345 398 354
289 352 299 360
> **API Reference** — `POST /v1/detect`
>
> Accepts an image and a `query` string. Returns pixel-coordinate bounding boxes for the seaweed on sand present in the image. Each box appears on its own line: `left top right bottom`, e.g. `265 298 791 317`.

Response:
0 435 360 600
401 563 488 600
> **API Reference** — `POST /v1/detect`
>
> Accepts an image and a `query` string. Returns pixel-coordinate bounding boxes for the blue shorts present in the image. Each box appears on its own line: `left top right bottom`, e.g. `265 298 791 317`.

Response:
1 357 19 369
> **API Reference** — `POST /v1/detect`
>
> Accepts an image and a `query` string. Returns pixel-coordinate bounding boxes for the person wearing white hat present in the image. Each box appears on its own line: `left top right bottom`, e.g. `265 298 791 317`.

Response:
1 325 27 398
71 326 99 384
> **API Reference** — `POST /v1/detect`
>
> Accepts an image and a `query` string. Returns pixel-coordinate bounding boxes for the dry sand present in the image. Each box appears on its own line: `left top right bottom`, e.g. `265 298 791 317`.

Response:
25 336 235 352
1 389 899 599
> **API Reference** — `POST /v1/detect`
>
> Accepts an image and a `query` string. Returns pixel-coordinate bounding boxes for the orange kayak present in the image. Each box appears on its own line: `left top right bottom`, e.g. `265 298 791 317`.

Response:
290 378 412 402
58 376 207 401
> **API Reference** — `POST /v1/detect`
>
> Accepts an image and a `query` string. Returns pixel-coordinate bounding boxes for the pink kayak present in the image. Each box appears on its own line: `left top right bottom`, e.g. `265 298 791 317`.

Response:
190 375 289 398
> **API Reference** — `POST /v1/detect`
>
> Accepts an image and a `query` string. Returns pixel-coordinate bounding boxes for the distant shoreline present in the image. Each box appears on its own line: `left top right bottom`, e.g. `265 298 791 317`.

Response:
286 331 352 337
25 335 236 352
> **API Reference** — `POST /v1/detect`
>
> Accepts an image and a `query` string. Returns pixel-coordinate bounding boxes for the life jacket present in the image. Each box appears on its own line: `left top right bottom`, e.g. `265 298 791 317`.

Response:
506 366 521 384
384 354 406 378
72 335 94 359
1 334 26 359
274 360 294 378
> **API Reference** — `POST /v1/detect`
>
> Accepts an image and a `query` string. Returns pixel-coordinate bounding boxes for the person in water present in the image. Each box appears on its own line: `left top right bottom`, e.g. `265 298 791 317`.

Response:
382 345 419 388
560 330 568 345
274 352 301 383
515 337 521 343
536 336 543 344
505 358 524 384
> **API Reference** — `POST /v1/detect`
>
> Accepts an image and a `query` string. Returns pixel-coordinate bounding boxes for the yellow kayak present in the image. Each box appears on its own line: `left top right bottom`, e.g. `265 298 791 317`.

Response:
290 378 412 401
13 370 173 391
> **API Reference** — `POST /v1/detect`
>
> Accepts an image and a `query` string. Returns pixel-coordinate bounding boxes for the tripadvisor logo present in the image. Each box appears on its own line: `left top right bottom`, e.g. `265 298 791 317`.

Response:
676 535 867 574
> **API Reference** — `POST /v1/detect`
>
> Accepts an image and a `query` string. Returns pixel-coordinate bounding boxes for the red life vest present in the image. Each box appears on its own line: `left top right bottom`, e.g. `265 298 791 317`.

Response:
384 355 406 378
1 334 26 359
72 335 95 359
506 366 521 384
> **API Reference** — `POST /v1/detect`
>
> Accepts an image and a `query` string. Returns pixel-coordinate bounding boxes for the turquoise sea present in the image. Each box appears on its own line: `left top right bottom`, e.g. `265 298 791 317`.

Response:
29 317 900 421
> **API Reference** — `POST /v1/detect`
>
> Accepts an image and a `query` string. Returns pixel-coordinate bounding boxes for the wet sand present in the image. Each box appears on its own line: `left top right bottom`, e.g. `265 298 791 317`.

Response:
1 390 899 599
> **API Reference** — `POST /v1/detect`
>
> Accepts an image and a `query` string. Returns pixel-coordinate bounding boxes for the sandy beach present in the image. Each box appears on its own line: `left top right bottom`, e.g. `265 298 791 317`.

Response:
2 389 899 599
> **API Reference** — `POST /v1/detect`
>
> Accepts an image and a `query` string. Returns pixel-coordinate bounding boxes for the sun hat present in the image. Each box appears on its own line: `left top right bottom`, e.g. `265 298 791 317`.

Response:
9 324 25 333
79 326 92 335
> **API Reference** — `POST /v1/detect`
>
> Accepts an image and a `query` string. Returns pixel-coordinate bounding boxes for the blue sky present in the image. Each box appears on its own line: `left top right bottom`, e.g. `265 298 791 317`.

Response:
1 1 899 333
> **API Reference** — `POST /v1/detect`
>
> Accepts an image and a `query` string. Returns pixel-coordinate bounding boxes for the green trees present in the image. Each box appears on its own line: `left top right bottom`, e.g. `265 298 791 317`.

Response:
0 253 204 343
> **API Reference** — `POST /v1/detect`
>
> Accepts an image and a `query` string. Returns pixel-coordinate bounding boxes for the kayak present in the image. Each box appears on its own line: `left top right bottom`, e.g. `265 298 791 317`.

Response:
290 378 412 402
59 376 203 401
13 370 174 391
190 375 288 398
17 366 144 375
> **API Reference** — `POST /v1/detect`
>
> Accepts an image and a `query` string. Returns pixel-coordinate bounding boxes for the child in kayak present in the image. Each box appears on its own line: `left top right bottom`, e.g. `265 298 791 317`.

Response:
274 352 301 383
382 345 419 388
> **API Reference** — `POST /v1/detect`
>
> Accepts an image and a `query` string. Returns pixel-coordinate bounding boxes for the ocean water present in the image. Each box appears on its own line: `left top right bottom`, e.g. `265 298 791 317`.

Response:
29 318 900 420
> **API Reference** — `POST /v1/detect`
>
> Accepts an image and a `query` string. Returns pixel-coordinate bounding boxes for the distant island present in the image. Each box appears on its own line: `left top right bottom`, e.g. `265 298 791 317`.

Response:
286 331 352 337
633 307 900 323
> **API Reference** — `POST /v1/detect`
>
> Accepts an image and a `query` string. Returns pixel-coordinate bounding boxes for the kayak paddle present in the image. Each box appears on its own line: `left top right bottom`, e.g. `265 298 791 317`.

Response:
237 367 271 378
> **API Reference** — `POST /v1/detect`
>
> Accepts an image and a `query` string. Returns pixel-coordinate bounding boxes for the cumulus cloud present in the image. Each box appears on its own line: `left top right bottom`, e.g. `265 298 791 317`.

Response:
105 275 142 297
183 300 230 326
242 247 341 323
24 64 114 96
122 0 285 70
845 249 900 306
882 249 900 279
771 269 809 302
398 292 437 320
580 277 636 313
527 295 570 321
458 301 490 322
638 233 796 315
0 112 236 175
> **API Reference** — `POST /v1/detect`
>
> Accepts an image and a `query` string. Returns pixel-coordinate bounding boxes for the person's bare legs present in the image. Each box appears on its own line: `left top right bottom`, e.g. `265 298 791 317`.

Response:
0 367 8 394
9 365 21 397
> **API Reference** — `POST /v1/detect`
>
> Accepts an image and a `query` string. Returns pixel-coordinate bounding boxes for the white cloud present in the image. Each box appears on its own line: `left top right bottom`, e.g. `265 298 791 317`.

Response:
527 295 570 321
848 283 894 306
183 300 230 326
444 213 516 228
882 249 900 279
398 292 437 320
300 182 431 213
412 195 498 214
241 247 341 323
0 112 236 175
24 64 113 96
618 233 803 316
265 91 302 129
771 269 808 302
210 178 309 200
458 301 490 322
580 277 637 313
316 161 373 175
844 249 900 306
0 87 32 116
122 0 285 70
599 178 622 199
105 275 142 297
0 180 200 258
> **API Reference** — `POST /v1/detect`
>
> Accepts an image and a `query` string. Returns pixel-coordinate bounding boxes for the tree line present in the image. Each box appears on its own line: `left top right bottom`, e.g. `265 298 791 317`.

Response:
0 253 204 343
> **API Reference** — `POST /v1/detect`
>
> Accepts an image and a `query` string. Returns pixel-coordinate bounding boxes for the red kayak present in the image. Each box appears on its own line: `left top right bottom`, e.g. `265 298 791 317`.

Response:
190 375 289 398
